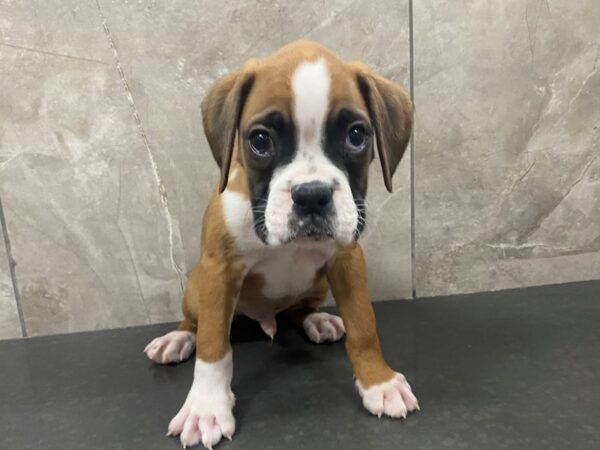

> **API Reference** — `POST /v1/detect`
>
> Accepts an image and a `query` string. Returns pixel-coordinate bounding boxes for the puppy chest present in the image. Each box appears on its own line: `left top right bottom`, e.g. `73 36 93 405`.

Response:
247 248 329 300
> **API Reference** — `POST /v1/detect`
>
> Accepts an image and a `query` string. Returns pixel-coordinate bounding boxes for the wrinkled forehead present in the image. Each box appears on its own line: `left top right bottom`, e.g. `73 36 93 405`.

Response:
240 54 369 131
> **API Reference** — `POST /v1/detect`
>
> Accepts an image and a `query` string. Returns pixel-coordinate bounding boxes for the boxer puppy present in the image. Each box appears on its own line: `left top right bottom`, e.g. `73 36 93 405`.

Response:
144 40 417 449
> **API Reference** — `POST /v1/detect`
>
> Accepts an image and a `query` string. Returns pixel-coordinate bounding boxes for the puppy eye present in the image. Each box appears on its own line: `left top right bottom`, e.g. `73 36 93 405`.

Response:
345 124 367 152
249 129 274 157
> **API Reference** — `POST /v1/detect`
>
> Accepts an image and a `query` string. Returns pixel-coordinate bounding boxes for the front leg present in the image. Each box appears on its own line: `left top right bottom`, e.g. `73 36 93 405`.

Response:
167 256 242 449
327 243 419 418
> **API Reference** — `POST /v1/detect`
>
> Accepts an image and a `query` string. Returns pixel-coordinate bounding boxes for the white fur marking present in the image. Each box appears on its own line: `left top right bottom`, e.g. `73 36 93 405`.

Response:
263 58 359 245
144 330 195 364
221 189 263 254
167 352 236 448
249 242 335 299
292 58 330 150
302 312 345 343
356 373 420 419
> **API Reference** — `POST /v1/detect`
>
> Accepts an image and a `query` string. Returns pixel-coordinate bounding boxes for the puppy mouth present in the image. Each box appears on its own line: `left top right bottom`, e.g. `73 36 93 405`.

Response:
286 215 335 243
294 227 334 242
253 214 335 245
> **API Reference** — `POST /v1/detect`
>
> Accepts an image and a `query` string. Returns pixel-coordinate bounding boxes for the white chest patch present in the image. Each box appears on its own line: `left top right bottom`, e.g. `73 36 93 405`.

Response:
220 183 335 301
249 243 335 300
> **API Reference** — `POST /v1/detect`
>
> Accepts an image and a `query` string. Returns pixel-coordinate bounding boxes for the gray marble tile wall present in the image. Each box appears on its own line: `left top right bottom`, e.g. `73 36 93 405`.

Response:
0 206 21 339
1 1 598 339
0 0 411 338
414 0 600 296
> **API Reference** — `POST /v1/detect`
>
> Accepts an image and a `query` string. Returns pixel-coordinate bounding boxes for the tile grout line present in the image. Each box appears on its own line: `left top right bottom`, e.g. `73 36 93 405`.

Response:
409 0 417 299
94 0 186 299
0 195 27 337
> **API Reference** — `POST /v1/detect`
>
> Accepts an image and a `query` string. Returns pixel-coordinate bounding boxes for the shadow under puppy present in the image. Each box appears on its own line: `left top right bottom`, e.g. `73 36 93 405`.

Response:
144 40 418 449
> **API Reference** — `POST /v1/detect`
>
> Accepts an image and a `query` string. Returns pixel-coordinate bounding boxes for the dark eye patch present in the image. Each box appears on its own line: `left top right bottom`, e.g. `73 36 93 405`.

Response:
335 108 371 129
241 109 297 243
324 107 373 165
325 108 373 159
242 110 296 166
323 107 373 234
249 110 286 134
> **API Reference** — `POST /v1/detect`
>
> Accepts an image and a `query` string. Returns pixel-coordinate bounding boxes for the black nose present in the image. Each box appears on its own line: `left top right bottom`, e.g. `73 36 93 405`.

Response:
291 181 333 215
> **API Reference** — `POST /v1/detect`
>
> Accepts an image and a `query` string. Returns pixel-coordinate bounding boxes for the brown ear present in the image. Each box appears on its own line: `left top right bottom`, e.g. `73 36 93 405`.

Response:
355 67 413 193
201 61 256 193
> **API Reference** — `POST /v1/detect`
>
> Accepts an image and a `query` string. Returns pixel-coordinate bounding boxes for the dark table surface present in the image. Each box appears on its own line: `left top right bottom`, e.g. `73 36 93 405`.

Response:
1 280 599 450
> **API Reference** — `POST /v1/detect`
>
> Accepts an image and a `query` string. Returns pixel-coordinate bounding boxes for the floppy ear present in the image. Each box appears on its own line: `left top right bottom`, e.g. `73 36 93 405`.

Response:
355 66 413 193
201 61 256 193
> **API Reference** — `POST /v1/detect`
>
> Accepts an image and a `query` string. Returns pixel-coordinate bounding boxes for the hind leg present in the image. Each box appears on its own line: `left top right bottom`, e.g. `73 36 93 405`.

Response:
285 298 345 344
144 319 197 364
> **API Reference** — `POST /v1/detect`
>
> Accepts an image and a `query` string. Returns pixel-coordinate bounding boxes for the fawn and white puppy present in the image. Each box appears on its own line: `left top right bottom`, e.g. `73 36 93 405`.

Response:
144 40 418 449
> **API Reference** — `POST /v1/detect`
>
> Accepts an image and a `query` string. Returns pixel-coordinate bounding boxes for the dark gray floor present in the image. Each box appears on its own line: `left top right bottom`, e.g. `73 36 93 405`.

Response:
1 281 599 450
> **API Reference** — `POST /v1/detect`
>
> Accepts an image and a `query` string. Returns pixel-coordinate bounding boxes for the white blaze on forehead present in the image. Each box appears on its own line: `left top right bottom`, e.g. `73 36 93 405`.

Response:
264 57 358 246
291 58 331 151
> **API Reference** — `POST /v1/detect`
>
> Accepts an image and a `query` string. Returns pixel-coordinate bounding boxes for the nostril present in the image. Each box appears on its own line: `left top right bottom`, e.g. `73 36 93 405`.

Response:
317 190 332 207
291 187 306 207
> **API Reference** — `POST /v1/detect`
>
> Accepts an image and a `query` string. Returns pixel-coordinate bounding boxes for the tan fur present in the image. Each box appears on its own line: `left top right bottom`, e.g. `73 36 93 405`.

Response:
224 160 247 195
201 60 258 192
180 187 245 362
179 40 409 387
327 243 395 387
180 159 331 362
352 63 413 192
202 40 412 193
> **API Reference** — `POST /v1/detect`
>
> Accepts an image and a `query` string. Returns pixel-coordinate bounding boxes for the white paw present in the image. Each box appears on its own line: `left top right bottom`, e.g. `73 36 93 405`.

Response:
167 394 235 449
144 331 195 364
356 372 420 418
168 354 235 449
302 312 345 343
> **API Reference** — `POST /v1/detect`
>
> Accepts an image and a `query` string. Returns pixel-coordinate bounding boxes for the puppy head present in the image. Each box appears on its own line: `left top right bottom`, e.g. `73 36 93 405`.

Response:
201 40 412 246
